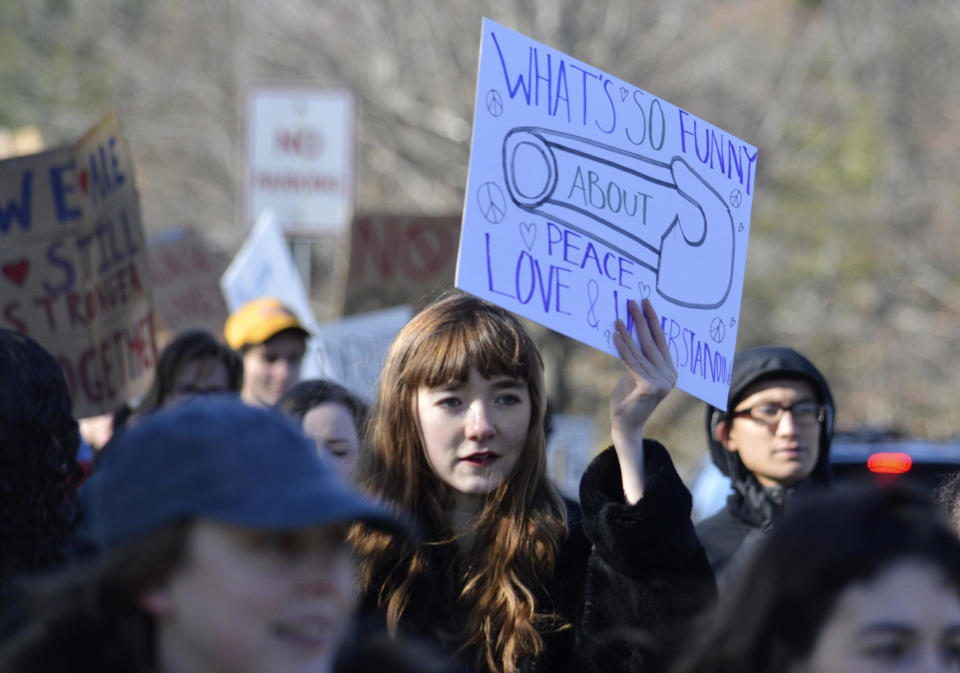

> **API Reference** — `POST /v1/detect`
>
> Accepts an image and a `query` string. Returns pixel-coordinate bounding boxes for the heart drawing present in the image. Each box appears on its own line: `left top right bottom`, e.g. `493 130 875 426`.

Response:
519 221 537 251
637 281 651 298
620 87 629 102
2 259 30 287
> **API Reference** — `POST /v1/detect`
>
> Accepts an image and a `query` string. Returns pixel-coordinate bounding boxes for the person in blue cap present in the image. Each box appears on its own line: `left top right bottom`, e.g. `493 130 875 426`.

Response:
0 397 406 673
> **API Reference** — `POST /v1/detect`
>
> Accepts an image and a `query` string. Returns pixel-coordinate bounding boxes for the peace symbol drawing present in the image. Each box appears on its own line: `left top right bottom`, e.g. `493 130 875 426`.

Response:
485 90 504 117
709 317 726 344
476 182 507 224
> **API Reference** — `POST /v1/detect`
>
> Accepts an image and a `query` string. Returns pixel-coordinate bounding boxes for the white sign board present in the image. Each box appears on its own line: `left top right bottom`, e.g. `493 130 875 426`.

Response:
457 19 757 409
244 86 354 235
220 211 316 324
220 211 328 379
311 305 413 402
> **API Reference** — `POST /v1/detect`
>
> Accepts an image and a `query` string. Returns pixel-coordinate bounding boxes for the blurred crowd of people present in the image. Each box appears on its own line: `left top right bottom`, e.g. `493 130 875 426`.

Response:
2 290 959 673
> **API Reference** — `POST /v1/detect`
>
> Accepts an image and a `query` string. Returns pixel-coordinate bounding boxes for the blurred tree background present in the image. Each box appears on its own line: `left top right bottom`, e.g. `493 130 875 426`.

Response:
2 0 958 475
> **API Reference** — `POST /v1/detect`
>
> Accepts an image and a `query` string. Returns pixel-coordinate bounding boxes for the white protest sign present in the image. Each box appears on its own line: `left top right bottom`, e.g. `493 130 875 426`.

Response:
310 305 412 402
244 86 355 235
220 210 316 325
220 211 327 378
457 19 757 409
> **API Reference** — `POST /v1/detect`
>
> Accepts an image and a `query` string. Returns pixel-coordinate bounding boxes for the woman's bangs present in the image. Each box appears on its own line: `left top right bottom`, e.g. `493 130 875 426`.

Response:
407 314 529 388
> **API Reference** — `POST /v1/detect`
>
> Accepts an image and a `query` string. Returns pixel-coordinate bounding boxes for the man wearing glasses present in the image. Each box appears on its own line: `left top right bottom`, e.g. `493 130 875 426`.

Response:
696 346 836 590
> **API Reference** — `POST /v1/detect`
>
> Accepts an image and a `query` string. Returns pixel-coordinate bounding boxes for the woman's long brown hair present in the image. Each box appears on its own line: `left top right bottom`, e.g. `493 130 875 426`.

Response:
351 291 568 673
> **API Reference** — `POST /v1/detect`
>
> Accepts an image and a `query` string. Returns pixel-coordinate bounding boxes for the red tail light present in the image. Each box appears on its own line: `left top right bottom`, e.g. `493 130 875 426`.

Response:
867 452 913 475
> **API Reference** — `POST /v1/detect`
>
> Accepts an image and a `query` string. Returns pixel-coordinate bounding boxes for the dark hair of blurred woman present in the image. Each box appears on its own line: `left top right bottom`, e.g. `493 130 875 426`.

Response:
0 330 83 607
672 483 960 673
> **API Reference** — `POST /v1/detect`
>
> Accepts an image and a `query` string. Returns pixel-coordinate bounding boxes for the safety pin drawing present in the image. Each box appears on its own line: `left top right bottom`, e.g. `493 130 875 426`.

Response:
502 127 735 309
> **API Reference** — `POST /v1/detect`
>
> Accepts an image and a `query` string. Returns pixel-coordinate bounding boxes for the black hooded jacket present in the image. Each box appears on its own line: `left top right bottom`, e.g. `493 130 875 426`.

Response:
695 347 835 588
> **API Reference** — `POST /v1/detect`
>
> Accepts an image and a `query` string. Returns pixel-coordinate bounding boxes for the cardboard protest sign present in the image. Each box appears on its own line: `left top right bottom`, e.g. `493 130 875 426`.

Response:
147 227 229 342
0 112 156 417
311 305 412 402
457 19 757 409
341 214 460 315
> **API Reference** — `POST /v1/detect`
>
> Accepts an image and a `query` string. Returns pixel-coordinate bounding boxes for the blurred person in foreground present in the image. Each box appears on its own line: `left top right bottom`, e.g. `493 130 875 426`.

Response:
224 297 309 408
672 483 960 673
0 397 406 673
0 330 83 634
696 346 835 589
276 379 368 482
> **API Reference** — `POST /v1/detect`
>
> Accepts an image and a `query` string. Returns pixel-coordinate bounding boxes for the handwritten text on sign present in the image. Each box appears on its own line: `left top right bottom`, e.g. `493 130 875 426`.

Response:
456 19 757 408
0 113 156 417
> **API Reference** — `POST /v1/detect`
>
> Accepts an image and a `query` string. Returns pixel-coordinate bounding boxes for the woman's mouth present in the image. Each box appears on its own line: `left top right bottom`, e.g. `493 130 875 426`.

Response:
462 451 500 466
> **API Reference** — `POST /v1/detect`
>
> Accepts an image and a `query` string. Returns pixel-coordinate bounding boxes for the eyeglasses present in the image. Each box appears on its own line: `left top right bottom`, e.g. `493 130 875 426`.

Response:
731 401 825 428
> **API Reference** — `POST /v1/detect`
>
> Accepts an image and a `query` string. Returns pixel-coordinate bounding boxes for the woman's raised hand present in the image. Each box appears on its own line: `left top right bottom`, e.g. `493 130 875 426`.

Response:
609 297 677 503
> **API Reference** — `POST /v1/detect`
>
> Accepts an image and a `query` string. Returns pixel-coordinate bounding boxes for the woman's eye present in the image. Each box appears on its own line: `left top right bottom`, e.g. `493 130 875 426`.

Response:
496 393 522 405
437 397 462 409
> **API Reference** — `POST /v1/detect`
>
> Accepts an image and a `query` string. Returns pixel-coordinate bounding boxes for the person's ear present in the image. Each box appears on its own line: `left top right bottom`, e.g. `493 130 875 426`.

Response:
716 419 737 452
137 585 174 618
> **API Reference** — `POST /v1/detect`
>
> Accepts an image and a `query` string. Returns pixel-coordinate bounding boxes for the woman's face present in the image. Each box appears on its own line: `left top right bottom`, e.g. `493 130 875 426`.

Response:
143 520 356 673
302 402 360 481
415 365 531 502
802 560 960 673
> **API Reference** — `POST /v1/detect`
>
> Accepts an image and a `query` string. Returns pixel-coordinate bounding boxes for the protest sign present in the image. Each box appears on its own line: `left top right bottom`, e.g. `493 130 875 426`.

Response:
147 227 229 341
457 19 757 409
0 112 156 417
244 86 355 236
311 305 412 402
340 214 460 315
220 210 317 327
220 210 332 379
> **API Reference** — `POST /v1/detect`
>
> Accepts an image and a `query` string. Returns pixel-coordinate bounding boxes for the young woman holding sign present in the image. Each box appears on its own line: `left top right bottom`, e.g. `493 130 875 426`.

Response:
351 290 714 673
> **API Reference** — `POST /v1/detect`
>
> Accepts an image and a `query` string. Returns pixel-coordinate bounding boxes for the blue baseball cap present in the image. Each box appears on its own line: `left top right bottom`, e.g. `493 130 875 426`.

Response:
82 396 406 549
